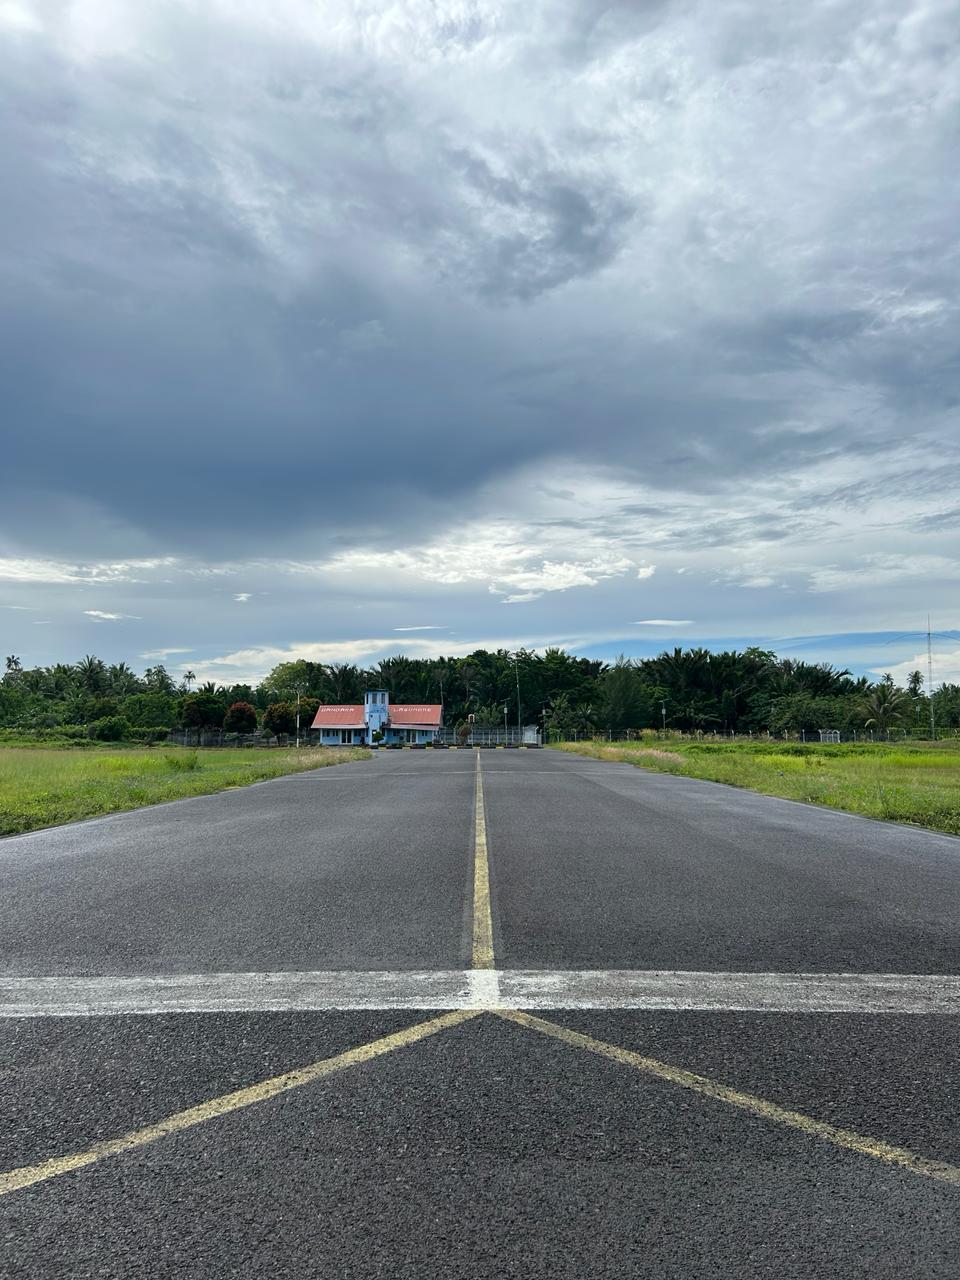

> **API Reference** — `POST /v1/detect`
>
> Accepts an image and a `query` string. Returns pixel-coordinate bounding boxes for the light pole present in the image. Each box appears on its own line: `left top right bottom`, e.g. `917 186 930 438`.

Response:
293 683 305 748
503 704 508 744
512 651 522 741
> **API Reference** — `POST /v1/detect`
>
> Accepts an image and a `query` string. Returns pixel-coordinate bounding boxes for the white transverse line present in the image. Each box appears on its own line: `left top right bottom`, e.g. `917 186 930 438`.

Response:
2 970 960 1016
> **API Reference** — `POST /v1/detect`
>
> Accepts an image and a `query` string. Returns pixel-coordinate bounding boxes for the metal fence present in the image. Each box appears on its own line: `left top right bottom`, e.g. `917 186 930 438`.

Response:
555 728 955 745
436 726 540 746
166 728 544 749
166 730 316 749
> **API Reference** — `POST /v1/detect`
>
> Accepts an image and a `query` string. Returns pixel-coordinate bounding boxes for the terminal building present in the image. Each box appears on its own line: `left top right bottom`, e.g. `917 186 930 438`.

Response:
310 690 442 746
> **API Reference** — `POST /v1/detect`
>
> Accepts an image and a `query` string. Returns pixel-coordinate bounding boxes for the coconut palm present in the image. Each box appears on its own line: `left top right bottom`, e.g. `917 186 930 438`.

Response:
143 665 175 694
374 655 417 700
107 662 140 695
858 683 910 738
76 654 107 693
327 663 363 703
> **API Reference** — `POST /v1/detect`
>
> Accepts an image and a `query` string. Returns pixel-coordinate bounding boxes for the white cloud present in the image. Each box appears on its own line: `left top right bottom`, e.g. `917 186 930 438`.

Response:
0 558 91 584
83 609 141 621
234 593 251 602
0 557 175 584
393 625 445 631
310 524 646 603
872 649 960 689
191 639 399 686
186 632 602 686
140 647 192 659
635 619 692 626
716 566 783 590
809 555 960 593
0 2 43 33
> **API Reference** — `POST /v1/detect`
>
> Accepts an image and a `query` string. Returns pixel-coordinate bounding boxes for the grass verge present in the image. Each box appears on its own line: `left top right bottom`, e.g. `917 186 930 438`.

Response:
0 746 369 837
552 739 960 836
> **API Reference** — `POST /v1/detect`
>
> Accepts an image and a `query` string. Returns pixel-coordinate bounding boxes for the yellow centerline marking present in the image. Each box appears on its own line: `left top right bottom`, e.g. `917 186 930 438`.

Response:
472 752 495 969
6 753 960 1205
0 1009 479 1199
497 1009 960 1187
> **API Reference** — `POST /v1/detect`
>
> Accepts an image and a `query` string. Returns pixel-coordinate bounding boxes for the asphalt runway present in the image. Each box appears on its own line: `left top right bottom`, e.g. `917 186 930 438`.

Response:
1 748 959 1276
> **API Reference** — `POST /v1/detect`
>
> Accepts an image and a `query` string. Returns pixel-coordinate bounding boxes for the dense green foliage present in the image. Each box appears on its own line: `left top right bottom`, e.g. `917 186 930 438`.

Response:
2 646 958 740
87 715 131 742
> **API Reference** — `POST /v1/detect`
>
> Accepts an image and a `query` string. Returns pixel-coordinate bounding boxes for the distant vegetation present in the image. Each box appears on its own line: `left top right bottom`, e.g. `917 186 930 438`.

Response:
0 746 367 836
555 738 960 836
2 646 959 744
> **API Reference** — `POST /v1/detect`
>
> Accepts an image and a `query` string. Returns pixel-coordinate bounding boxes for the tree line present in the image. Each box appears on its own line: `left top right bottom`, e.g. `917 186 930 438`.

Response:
3 647 959 742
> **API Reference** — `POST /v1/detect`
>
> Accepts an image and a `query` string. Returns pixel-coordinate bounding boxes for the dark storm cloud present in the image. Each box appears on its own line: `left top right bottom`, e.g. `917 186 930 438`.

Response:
1 0 958 674
442 144 638 299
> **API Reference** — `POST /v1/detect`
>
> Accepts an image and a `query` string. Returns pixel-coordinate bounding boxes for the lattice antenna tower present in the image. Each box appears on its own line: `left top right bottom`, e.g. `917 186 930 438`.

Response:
927 614 936 740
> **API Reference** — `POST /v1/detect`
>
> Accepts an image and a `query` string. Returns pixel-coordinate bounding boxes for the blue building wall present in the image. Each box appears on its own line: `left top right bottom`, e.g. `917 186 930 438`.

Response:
316 725 435 745
383 726 436 744
317 728 365 745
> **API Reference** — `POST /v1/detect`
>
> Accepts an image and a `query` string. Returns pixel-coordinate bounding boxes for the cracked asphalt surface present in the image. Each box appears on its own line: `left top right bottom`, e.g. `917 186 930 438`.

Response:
2 747 959 1276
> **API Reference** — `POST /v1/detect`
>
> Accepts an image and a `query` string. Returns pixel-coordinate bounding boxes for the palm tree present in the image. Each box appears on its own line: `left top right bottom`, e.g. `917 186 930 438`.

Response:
183 670 196 691
143 664 175 694
76 654 107 693
375 655 416 700
858 683 910 738
47 664 79 698
327 663 362 703
107 662 139 695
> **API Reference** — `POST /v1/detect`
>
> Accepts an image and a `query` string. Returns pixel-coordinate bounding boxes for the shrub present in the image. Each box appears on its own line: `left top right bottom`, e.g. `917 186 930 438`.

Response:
162 751 201 771
86 696 120 721
263 701 297 736
60 724 90 739
130 727 171 746
88 715 131 742
223 701 257 733
179 692 224 730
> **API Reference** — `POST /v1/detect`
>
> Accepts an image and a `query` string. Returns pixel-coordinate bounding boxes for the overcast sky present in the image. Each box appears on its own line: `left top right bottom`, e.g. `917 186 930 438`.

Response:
2 0 959 686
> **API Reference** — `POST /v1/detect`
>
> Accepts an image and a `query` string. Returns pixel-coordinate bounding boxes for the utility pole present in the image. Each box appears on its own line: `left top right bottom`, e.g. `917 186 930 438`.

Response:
660 700 667 735
513 652 522 740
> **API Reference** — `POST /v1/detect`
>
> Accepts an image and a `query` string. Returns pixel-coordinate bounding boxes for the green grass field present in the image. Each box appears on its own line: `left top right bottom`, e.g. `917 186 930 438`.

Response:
0 745 369 837
553 738 960 836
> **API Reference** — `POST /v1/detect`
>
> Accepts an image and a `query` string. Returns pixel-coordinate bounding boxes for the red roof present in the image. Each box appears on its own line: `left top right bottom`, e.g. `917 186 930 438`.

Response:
310 702 443 730
389 704 443 727
311 705 365 729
